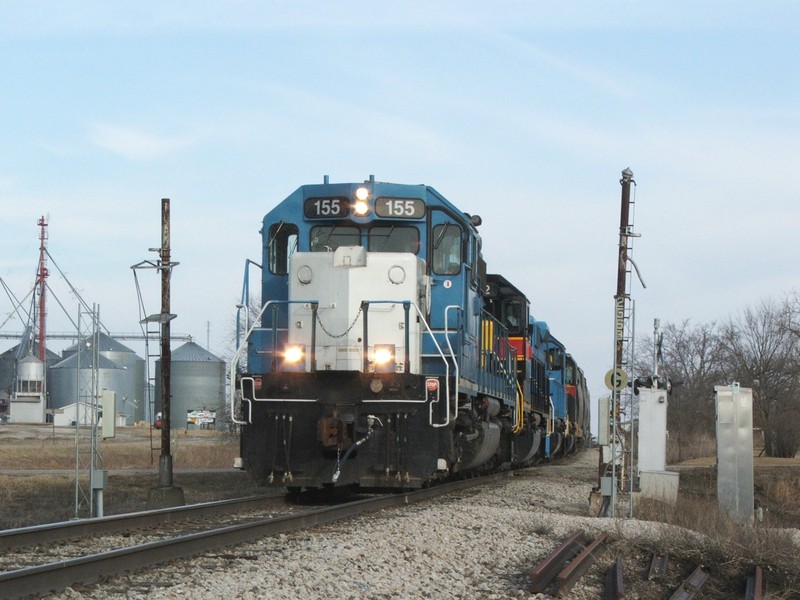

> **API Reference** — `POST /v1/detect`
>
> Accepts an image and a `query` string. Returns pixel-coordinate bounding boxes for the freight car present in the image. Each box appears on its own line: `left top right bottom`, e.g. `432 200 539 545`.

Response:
231 176 589 494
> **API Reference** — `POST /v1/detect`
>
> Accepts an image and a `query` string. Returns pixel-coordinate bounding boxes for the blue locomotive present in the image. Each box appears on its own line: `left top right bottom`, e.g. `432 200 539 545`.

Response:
231 176 589 493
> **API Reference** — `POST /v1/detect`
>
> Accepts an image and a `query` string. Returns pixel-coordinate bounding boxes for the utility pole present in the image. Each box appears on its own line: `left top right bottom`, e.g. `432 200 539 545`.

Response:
159 199 173 487
144 199 185 509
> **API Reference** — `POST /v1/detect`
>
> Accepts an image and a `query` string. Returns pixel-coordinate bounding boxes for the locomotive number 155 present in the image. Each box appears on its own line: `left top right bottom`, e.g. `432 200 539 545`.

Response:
375 198 425 219
304 197 347 218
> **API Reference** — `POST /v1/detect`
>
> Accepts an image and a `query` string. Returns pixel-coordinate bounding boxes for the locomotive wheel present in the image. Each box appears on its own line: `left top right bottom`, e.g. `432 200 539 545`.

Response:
550 432 563 458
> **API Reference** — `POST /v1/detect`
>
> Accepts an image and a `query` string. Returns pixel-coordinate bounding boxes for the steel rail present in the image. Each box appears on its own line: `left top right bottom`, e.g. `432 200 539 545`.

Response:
555 533 607 597
528 530 585 593
0 494 282 551
647 552 669 580
0 471 513 599
745 566 764 600
604 556 624 600
668 565 709 600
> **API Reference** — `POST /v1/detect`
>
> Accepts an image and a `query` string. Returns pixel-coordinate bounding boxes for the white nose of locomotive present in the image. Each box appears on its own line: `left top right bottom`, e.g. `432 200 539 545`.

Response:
286 247 425 374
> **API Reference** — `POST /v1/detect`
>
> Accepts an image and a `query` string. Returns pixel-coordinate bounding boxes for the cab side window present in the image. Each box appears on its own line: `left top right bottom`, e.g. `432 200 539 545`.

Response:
268 222 299 275
432 223 462 275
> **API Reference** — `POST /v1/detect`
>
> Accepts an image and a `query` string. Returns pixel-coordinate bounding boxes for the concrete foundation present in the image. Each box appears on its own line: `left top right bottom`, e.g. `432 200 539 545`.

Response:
146 485 185 509
638 469 680 504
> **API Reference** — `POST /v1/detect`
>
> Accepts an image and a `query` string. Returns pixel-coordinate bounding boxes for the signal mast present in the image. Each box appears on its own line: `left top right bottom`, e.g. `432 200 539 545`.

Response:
598 168 646 518
35 216 49 360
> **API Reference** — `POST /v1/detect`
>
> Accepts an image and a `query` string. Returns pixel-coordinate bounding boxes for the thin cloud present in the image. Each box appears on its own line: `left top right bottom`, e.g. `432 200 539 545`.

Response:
89 123 202 159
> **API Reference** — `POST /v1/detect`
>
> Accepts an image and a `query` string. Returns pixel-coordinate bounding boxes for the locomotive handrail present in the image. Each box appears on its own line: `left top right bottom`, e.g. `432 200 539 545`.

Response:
235 258 262 350
478 310 517 401
359 300 452 427
444 304 463 418
359 300 411 372
229 299 318 425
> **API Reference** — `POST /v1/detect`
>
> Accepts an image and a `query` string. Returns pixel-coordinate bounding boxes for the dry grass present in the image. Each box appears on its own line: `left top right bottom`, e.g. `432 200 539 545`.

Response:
0 428 239 470
0 425 262 529
634 483 800 598
767 473 800 518
666 432 716 463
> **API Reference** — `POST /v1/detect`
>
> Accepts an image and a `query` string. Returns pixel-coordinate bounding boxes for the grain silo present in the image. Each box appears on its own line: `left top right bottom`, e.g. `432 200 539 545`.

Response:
1 340 60 423
62 334 146 425
9 354 46 423
155 341 225 429
48 351 126 421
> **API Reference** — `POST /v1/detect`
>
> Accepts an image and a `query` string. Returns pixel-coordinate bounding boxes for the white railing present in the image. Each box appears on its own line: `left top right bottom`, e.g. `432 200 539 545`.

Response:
230 299 452 427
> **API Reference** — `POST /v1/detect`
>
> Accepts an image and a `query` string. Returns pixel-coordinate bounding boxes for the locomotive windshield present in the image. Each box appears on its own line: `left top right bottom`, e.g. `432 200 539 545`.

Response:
368 225 420 253
432 223 462 275
310 225 360 252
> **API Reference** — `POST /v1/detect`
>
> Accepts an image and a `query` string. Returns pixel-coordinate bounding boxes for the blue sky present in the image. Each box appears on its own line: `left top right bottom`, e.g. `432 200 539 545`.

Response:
1 2 798 416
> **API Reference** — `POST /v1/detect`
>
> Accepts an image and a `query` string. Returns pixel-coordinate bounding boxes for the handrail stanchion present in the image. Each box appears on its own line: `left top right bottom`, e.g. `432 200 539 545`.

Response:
229 299 317 425
444 305 463 416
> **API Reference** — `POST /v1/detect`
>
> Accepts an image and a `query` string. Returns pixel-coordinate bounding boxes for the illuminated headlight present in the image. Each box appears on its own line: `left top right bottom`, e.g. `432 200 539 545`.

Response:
353 187 370 216
373 344 395 366
353 199 369 216
283 345 304 364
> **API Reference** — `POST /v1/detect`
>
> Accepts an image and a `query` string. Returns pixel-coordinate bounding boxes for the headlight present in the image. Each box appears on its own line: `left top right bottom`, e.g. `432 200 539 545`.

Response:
283 345 304 364
353 199 369 216
354 187 370 215
373 344 395 366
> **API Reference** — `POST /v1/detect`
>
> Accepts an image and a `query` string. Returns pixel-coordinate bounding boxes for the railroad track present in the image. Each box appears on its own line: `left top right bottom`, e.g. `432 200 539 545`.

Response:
0 471 513 599
0 493 286 553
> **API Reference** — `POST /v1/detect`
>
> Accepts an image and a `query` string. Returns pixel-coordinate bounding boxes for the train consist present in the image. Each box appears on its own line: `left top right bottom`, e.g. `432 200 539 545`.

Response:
231 176 589 494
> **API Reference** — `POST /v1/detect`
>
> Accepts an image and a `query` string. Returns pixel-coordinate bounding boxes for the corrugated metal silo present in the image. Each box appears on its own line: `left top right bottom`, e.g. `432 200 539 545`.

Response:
48 352 126 412
155 341 225 429
17 354 44 383
1 341 59 403
62 334 146 425
0 346 18 400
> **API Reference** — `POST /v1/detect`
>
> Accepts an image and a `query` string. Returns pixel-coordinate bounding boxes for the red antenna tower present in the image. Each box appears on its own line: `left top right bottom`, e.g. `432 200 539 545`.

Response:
36 216 49 361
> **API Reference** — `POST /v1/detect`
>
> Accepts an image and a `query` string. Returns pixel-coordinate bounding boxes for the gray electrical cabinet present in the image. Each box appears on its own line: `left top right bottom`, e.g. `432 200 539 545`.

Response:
714 384 754 523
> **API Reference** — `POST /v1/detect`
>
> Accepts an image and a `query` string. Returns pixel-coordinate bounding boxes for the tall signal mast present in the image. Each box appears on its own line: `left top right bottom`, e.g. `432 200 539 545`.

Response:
36 216 49 361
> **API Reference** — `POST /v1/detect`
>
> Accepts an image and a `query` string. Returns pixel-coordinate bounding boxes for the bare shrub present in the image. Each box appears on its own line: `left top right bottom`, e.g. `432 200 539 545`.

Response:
635 493 800 597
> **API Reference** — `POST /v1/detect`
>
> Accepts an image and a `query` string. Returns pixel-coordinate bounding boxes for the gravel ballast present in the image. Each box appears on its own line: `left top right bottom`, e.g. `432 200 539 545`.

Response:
52 449 800 599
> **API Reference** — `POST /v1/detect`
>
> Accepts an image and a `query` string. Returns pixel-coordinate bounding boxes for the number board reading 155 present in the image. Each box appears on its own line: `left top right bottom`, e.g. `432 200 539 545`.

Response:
304 197 349 219
374 197 425 219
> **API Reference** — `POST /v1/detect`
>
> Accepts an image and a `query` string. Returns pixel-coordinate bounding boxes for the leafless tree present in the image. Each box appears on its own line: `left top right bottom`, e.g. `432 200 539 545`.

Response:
719 298 800 457
647 320 726 461
785 290 800 339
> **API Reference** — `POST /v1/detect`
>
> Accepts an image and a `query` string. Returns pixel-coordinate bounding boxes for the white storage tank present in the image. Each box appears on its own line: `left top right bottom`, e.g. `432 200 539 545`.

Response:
9 354 47 423
1 342 59 404
155 341 225 429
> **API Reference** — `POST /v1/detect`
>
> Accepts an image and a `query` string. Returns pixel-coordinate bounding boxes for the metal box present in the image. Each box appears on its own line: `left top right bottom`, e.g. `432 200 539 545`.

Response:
715 384 754 522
